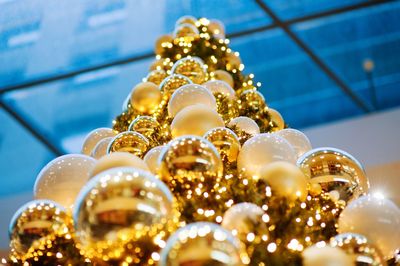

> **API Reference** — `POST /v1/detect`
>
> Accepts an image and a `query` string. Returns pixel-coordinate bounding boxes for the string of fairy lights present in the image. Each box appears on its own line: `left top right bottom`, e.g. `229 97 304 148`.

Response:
4 16 399 265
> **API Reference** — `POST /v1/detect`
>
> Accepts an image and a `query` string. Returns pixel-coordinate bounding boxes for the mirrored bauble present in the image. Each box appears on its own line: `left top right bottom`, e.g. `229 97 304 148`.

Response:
74 167 174 261
34 154 96 208
9 200 69 255
128 116 160 139
81 128 116 155
203 127 240 163
237 133 296 179
168 84 216 117
107 131 150 158
160 222 243 266
160 74 192 96
297 147 369 203
159 135 223 182
239 90 266 110
173 23 199 45
331 233 387 266
171 57 208 84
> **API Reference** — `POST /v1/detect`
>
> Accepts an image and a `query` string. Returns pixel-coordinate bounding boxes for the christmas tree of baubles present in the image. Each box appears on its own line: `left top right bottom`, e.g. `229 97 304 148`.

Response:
6 16 400 266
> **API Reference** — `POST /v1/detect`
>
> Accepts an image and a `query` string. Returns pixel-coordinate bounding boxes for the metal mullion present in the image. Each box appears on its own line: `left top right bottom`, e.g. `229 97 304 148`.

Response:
0 99 65 156
254 0 371 112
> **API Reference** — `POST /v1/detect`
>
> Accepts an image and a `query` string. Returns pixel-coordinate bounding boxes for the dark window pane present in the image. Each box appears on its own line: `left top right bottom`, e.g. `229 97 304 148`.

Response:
230 28 364 128
292 1 400 111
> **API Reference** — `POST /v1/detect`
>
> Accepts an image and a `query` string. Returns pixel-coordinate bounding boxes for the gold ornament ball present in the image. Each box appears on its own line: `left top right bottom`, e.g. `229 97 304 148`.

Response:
259 161 308 201
160 74 192 96
81 127 116 155
130 81 162 114
91 136 114 159
74 167 174 261
90 152 149 177
212 69 234 88
34 154 96 209
303 245 353 266
203 80 236 100
143 146 165 175
222 203 267 243
170 104 225 138
228 116 260 136
9 200 69 255
171 57 208 84
149 58 173 71
331 233 387 266
208 19 225 36
297 147 369 203
225 52 242 71
268 108 285 130
159 135 223 182
237 133 297 179
146 69 168 85
168 84 217 117
239 89 266 110
275 128 312 158
338 195 400 259
154 34 173 55
203 127 241 164
159 222 243 266
107 131 150 158
173 23 199 45
128 115 160 139
175 15 197 27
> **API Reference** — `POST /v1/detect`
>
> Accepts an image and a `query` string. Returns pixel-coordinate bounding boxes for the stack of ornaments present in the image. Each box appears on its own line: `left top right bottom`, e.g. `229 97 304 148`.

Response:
6 16 399 266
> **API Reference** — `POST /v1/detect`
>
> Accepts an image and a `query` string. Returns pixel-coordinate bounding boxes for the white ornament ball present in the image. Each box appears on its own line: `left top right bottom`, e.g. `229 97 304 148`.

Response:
143 146 164 174
202 80 236 99
338 194 400 259
34 154 96 209
303 245 353 266
168 84 217 117
91 152 149 177
81 128 116 155
228 116 260 136
90 137 113 159
237 133 296 178
171 104 225 137
275 128 312 158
